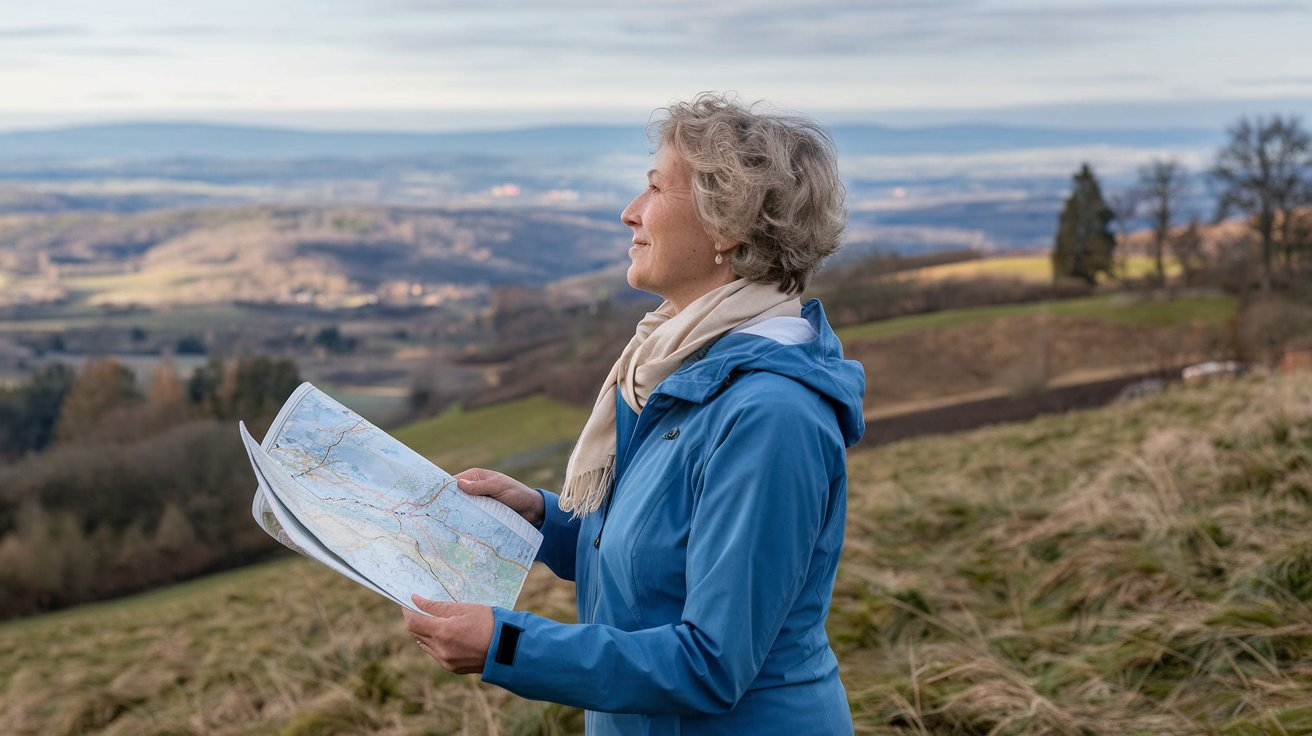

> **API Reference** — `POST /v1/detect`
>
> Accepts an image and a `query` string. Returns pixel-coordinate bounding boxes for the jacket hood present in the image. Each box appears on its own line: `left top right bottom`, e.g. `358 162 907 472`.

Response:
655 299 866 447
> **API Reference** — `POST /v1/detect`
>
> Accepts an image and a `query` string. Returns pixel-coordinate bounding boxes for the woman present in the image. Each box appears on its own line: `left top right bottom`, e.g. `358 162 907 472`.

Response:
404 92 865 735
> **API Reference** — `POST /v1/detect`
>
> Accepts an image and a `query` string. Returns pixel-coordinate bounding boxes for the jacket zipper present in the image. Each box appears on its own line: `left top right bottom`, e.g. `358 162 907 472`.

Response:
589 393 667 621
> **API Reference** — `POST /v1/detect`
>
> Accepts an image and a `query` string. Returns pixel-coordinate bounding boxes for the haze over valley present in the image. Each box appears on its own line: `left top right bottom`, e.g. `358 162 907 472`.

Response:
0 119 1225 296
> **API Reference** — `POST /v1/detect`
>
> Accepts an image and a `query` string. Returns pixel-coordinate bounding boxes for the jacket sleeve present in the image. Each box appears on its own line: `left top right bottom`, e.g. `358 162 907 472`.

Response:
533 489 579 582
482 388 837 714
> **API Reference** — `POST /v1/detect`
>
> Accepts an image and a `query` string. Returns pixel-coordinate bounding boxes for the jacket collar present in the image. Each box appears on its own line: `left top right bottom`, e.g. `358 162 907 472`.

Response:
649 299 866 447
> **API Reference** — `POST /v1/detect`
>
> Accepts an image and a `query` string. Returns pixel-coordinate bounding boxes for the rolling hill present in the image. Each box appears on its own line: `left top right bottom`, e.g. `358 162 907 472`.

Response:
0 204 630 308
1 371 1307 734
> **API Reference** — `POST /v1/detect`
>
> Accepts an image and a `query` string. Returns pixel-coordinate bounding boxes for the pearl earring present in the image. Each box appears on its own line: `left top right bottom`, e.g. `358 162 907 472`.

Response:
714 252 723 265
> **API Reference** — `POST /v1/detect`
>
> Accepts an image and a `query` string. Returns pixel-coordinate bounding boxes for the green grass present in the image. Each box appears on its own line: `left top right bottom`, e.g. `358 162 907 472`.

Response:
319 387 410 427
1045 292 1237 327
4 372 1311 735
393 394 590 488
837 292 1237 343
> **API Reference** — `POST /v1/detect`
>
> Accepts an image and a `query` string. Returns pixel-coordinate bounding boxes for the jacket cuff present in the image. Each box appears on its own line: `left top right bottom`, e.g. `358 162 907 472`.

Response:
538 489 572 529
481 607 534 685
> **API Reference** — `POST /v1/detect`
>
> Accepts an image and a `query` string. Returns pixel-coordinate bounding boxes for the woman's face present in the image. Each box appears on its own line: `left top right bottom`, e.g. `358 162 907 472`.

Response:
621 146 734 311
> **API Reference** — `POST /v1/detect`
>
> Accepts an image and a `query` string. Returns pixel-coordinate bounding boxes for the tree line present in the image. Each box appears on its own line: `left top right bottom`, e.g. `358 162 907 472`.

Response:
0 356 300 618
1052 114 1312 290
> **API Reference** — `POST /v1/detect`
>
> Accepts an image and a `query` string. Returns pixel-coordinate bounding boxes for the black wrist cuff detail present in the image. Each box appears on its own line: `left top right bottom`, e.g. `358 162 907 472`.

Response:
494 622 524 666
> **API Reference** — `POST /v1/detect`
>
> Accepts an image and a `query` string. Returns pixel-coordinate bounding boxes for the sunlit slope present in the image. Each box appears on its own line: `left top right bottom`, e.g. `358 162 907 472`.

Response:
3 371 1308 734
905 254 1183 283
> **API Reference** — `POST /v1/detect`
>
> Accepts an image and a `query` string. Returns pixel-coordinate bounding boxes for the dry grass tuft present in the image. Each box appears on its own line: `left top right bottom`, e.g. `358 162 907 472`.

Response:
836 371 1312 734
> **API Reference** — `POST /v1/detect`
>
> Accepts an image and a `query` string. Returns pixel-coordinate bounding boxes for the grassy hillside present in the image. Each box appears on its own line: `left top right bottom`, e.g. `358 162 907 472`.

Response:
2 371 1308 734
836 371 1312 734
841 292 1236 414
392 394 590 488
836 292 1236 343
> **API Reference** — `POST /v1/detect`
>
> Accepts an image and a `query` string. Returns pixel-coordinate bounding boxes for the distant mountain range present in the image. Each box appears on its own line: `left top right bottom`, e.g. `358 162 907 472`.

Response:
0 121 1225 161
0 120 1233 258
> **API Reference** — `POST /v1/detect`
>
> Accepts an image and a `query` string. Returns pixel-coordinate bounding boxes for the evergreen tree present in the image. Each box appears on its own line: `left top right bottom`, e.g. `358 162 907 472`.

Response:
1052 163 1117 285
187 356 300 420
0 363 75 457
230 356 300 421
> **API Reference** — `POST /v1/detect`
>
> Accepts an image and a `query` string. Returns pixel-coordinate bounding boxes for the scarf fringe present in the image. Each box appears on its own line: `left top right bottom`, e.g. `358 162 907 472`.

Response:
558 455 615 516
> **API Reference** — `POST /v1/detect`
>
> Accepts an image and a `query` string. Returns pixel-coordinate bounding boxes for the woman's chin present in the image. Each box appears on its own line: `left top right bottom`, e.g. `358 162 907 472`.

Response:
625 264 646 292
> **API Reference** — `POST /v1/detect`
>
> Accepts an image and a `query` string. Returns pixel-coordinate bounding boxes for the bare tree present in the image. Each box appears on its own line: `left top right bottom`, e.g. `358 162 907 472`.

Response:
1169 217 1208 286
1212 115 1312 291
1106 190 1139 278
1138 158 1189 285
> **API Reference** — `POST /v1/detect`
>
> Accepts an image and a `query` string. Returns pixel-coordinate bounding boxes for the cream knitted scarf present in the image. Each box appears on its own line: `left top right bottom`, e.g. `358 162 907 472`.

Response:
559 279 801 515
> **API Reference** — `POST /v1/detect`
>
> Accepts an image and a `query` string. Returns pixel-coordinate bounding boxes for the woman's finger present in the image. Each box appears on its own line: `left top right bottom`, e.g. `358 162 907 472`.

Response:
454 467 495 482
412 594 463 618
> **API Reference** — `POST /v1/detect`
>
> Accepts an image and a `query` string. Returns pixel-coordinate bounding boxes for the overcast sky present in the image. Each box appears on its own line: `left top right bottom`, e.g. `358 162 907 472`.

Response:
2 0 1311 131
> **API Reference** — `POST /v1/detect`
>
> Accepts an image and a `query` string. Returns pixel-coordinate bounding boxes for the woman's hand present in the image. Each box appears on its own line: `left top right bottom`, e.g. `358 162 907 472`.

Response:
455 468 545 527
404 595 494 674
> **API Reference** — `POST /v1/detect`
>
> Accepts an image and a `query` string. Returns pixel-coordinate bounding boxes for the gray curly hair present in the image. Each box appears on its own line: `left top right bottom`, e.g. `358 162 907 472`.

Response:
651 92 846 295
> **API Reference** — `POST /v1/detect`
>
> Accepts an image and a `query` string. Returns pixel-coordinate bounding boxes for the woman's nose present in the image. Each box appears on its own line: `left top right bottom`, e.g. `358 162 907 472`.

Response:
620 194 642 227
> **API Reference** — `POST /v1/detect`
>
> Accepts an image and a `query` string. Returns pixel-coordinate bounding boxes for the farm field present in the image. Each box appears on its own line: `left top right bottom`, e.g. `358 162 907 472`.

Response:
839 292 1236 415
836 291 1236 343
906 254 1182 284
3 371 1309 735
0 303 253 335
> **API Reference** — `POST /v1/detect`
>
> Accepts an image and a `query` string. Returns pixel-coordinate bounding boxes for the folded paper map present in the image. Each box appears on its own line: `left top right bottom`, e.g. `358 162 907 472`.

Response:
241 383 542 614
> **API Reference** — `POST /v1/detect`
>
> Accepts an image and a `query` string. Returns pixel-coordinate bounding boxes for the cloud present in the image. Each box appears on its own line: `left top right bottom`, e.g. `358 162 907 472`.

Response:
1227 75 1312 87
56 46 173 58
172 91 243 101
0 25 89 40
90 91 142 101
131 24 233 38
6 0 1310 122
346 0 981 64
984 0 1308 25
346 0 1289 65
1029 72 1166 86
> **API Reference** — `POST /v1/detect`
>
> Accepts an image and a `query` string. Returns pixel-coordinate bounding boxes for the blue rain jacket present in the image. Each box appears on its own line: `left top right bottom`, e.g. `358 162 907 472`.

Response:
481 299 866 735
